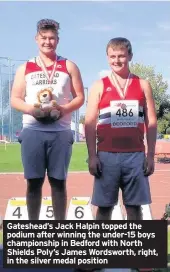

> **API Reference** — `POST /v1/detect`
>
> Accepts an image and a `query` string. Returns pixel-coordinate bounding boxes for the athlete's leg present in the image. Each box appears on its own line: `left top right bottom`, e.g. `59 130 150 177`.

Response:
26 178 45 220
46 130 74 220
121 152 151 219
18 128 46 220
125 205 142 220
91 152 121 220
48 177 67 220
96 206 114 220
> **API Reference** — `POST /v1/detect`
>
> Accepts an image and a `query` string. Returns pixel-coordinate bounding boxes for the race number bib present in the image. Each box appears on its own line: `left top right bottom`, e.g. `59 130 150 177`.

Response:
110 100 139 128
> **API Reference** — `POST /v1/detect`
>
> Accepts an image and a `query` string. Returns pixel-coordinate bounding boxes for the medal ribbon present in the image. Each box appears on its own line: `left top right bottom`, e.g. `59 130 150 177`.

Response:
38 56 57 84
111 72 131 99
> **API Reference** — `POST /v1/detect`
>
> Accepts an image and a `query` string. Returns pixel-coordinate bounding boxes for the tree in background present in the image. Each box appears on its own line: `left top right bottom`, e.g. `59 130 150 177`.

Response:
130 63 170 134
157 100 170 134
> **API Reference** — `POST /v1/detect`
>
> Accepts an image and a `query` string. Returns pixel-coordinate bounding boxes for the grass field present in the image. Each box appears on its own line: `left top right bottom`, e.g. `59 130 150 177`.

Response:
0 142 88 172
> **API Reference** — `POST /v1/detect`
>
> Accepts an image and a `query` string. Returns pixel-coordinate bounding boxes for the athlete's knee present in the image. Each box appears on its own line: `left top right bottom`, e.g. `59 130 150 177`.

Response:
98 206 113 213
48 177 66 191
96 206 114 220
125 205 142 220
27 178 44 193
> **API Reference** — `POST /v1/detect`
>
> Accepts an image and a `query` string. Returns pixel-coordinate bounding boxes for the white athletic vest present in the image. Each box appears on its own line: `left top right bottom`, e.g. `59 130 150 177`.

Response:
23 56 72 131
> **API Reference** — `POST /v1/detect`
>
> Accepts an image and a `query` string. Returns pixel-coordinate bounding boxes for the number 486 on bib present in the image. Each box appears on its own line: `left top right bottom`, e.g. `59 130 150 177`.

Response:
110 100 139 128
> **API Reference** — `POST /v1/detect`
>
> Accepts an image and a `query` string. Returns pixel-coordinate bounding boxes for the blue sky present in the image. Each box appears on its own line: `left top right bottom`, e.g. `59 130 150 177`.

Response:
0 1 170 114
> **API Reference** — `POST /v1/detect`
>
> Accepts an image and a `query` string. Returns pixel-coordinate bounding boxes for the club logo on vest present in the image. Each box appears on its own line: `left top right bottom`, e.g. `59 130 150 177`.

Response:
106 87 112 92
116 103 127 110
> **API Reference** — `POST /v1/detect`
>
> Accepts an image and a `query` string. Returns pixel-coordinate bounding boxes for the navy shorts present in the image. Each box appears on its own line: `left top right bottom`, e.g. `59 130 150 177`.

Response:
18 128 74 180
91 151 152 207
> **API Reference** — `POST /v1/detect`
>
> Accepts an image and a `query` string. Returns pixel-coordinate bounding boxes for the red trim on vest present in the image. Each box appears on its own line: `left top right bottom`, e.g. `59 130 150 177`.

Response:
25 58 69 76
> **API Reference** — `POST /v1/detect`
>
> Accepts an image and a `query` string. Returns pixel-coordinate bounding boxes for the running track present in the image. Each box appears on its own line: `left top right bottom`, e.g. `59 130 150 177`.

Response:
0 162 170 219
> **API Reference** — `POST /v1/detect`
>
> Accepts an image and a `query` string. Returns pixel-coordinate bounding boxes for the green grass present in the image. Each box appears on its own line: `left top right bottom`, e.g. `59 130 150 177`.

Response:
69 142 88 171
0 142 88 172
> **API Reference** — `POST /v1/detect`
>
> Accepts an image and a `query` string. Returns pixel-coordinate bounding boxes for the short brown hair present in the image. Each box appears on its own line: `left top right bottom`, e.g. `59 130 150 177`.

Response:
37 19 60 34
106 37 133 55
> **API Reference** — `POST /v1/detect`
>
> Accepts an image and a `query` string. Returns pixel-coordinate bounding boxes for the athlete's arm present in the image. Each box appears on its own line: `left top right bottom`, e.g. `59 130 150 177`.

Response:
11 64 34 115
85 80 102 177
59 60 84 115
141 79 157 175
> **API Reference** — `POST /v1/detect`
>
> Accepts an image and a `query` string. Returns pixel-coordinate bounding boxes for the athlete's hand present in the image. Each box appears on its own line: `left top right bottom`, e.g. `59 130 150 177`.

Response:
26 105 46 118
46 105 65 120
32 107 49 119
56 105 68 118
143 154 155 176
88 156 102 178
